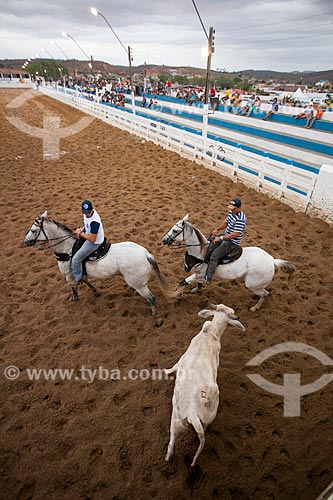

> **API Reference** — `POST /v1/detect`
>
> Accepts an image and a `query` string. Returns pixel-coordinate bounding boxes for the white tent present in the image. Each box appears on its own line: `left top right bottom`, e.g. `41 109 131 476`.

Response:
294 87 309 102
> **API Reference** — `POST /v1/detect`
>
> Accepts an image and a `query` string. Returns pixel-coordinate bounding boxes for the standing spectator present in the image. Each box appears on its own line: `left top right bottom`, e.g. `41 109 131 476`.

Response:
209 86 216 97
141 95 147 107
262 97 279 121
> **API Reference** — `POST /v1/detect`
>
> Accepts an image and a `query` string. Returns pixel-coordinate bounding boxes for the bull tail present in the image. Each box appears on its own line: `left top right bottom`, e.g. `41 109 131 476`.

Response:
274 259 296 275
186 413 205 467
146 254 180 299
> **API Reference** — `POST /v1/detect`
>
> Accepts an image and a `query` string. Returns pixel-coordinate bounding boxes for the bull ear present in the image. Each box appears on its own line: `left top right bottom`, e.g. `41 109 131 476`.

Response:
183 213 189 222
198 309 215 318
228 319 245 331
41 210 48 219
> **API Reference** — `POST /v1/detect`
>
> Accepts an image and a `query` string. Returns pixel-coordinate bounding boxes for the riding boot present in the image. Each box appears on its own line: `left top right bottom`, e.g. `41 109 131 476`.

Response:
205 260 218 283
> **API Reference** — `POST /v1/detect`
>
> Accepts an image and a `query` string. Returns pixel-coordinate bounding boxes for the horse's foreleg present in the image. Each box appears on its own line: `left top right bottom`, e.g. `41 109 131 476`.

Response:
180 268 205 294
69 286 79 302
83 277 101 297
191 283 203 294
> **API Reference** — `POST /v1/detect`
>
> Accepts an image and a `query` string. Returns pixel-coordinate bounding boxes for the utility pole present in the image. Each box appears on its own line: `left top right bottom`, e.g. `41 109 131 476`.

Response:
202 27 215 142
128 46 135 115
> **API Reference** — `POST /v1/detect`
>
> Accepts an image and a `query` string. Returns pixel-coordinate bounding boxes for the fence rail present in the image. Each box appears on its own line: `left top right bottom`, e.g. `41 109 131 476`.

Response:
41 86 320 213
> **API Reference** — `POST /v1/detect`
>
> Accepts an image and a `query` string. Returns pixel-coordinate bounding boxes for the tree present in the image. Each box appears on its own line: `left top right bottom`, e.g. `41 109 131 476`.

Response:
158 73 170 83
25 60 69 80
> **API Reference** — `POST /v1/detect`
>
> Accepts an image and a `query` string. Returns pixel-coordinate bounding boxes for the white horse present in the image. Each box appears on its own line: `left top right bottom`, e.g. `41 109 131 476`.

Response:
162 214 296 312
24 211 178 323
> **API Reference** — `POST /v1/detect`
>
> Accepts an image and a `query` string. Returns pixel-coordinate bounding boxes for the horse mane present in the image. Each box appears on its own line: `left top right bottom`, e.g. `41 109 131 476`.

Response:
47 218 73 234
185 221 207 258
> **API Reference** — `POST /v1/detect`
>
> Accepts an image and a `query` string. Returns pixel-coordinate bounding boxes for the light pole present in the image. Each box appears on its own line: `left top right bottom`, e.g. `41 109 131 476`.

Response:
52 41 75 79
62 31 94 78
191 0 215 142
202 27 215 142
41 47 55 59
90 7 135 114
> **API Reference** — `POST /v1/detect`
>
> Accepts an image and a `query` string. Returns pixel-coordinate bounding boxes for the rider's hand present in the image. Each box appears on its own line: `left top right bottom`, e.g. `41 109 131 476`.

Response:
212 229 219 235
214 236 221 243
74 227 83 237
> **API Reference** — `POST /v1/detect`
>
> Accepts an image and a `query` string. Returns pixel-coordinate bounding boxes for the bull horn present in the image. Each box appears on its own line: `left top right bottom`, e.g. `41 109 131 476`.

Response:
207 301 218 310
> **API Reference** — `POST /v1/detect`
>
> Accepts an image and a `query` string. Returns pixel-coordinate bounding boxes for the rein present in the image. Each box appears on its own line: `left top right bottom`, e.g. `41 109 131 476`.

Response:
32 218 75 249
167 242 208 249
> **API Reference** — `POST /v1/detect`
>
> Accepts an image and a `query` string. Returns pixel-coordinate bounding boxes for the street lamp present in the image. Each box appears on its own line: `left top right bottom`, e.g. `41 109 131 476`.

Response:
191 0 215 142
90 6 135 114
51 41 69 59
51 41 75 78
62 31 94 77
41 47 55 59
62 31 91 59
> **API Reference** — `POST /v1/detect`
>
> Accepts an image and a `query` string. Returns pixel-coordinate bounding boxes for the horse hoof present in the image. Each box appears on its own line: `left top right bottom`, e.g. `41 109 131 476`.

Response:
155 318 163 327
249 306 256 312
67 293 79 302
93 291 101 297
179 279 188 287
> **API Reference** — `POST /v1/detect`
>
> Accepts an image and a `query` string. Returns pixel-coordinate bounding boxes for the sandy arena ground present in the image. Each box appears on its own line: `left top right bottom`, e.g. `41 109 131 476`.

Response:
0 89 332 500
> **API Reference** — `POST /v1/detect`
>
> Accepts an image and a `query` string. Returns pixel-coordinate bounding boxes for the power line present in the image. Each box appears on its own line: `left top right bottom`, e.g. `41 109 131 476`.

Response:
221 11 333 33
219 31 332 46
218 21 333 39
191 0 209 40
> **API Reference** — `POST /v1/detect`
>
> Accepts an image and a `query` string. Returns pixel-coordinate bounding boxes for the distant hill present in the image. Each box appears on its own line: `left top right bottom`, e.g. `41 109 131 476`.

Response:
1 59 332 84
239 69 333 84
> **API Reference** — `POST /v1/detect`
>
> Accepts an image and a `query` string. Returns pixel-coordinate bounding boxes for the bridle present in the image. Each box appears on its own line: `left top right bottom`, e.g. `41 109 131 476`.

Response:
163 222 208 249
29 218 75 249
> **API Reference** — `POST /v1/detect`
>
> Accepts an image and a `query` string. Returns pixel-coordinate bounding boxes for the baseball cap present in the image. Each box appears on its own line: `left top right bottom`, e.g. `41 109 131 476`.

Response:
228 198 242 208
82 200 93 213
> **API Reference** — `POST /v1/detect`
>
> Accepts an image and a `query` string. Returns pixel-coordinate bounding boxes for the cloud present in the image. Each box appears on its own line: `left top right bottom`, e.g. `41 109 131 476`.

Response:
1 0 332 71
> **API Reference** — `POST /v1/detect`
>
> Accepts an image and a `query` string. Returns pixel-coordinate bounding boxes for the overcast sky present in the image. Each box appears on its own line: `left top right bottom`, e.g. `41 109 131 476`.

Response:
1 0 332 72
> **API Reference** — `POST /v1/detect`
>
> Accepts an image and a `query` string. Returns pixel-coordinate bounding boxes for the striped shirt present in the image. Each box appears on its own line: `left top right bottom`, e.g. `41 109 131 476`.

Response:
224 210 247 245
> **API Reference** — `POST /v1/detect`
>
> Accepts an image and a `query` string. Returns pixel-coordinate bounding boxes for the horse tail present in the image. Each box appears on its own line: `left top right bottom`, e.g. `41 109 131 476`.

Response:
146 254 180 299
274 259 296 275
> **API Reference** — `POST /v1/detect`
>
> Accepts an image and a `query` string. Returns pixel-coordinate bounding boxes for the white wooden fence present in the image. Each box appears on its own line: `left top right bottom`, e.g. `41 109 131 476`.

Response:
41 86 322 215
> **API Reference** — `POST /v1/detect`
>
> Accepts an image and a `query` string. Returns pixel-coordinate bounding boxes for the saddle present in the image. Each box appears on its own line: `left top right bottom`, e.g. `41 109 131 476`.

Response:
184 246 243 273
55 237 111 273
72 237 111 276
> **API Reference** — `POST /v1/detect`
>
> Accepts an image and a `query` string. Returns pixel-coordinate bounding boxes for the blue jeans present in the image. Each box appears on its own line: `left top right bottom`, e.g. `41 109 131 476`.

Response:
71 240 101 281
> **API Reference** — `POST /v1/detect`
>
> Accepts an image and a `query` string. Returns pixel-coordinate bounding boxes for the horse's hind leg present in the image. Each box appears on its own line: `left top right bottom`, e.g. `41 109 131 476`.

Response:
249 289 270 312
135 285 163 326
139 287 157 317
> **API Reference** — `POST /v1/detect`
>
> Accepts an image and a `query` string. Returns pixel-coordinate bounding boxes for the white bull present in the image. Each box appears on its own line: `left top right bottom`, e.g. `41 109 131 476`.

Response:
165 303 245 466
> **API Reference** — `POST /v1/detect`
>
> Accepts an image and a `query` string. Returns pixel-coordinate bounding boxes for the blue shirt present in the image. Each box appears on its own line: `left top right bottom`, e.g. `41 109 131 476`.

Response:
224 210 247 245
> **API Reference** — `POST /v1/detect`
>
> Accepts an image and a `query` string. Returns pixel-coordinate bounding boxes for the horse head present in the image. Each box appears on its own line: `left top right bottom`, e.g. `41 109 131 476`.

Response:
24 211 49 246
162 214 189 246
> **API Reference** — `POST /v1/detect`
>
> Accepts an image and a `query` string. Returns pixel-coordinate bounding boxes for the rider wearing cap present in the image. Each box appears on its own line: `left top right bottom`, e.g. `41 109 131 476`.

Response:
70 200 105 285
205 198 247 284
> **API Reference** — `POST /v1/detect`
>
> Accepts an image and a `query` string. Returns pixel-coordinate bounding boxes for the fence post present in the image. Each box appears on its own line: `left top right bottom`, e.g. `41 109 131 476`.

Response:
279 159 293 199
